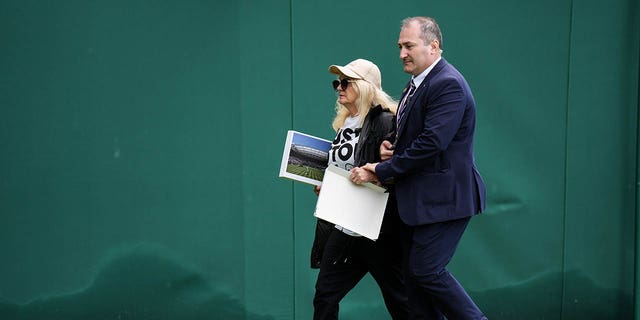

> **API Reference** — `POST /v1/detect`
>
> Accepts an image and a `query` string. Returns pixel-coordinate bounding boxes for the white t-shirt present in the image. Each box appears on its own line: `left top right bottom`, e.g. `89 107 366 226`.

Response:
328 115 362 237
329 115 361 171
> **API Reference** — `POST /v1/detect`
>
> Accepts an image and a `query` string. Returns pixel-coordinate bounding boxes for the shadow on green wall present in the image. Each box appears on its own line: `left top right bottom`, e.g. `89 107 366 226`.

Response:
0 250 631 319
0 249 273 320
307 269 631 319
471 269 631 319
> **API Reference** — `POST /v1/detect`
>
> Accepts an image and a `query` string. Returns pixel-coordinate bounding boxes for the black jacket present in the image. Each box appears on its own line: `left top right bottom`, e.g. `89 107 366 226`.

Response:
310 105 401 268
354 105 401 236
354 104 396 166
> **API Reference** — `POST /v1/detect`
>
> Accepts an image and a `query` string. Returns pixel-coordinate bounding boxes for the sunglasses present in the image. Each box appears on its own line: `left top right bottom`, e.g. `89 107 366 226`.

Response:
332 79 356 91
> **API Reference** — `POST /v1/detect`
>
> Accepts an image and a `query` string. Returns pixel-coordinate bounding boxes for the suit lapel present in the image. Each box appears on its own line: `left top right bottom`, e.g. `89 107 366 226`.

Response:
396 83 415 138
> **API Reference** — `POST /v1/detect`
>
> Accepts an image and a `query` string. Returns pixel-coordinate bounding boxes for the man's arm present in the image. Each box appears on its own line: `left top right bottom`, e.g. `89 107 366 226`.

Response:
377 78 467 182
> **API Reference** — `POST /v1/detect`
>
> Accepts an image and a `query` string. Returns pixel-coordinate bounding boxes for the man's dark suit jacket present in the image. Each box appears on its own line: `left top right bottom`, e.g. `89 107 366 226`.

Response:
376 58 486 226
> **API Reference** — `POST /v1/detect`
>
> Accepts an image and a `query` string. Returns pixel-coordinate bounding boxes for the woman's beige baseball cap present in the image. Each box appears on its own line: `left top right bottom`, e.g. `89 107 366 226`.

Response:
328 58 382 89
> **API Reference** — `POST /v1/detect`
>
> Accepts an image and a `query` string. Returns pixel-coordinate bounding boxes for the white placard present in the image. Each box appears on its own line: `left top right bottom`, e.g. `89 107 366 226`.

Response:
314 165 389 240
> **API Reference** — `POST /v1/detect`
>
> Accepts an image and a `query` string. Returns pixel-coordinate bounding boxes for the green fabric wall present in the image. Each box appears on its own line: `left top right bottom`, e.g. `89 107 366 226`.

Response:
0 1 638 319
564 0 638 317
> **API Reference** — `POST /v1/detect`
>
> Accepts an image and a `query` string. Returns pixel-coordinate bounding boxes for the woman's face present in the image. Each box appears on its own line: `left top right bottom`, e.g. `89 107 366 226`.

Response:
336 78 358 110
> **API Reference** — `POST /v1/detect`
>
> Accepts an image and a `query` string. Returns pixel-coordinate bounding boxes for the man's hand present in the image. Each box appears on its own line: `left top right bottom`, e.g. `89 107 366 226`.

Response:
380 140 394 161
362 163 378 173
350 164 379 185
313 185 321 196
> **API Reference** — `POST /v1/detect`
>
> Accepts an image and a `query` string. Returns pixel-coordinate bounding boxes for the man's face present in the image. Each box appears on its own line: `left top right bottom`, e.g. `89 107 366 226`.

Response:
397 22 438 76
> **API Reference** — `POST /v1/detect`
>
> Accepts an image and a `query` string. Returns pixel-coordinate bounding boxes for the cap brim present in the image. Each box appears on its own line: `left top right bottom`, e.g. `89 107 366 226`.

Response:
328 65 362 79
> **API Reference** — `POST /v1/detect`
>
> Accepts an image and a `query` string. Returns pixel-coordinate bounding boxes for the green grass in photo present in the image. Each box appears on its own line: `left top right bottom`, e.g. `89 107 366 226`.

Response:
286 164 325 181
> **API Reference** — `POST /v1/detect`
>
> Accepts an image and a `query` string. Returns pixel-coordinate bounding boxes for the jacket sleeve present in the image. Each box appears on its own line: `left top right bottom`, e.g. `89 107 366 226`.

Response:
355 108 395 166
377 77 466 181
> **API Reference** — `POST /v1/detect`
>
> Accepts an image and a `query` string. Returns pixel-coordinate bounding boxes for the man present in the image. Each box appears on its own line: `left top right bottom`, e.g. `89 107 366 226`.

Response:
350 16 487 319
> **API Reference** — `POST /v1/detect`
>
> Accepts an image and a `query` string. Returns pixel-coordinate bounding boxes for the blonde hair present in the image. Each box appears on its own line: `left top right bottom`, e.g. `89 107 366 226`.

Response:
331 79 398 131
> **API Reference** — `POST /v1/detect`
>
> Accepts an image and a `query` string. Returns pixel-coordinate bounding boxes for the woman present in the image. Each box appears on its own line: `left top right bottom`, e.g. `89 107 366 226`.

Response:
312 58 409 320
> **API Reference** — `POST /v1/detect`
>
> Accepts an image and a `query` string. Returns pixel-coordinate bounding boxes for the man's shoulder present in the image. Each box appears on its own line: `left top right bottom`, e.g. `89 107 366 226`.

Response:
433 58 461 77
431 60 468 86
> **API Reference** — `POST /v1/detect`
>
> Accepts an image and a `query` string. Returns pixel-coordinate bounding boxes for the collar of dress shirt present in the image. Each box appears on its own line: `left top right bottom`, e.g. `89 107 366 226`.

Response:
411 56 442 88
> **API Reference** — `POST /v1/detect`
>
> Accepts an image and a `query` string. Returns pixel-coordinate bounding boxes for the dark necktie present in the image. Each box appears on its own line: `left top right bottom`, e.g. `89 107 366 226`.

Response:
396 80 416 129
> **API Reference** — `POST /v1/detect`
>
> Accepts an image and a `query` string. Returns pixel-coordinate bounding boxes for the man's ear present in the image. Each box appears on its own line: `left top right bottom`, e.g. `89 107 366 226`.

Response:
431 39 440 51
